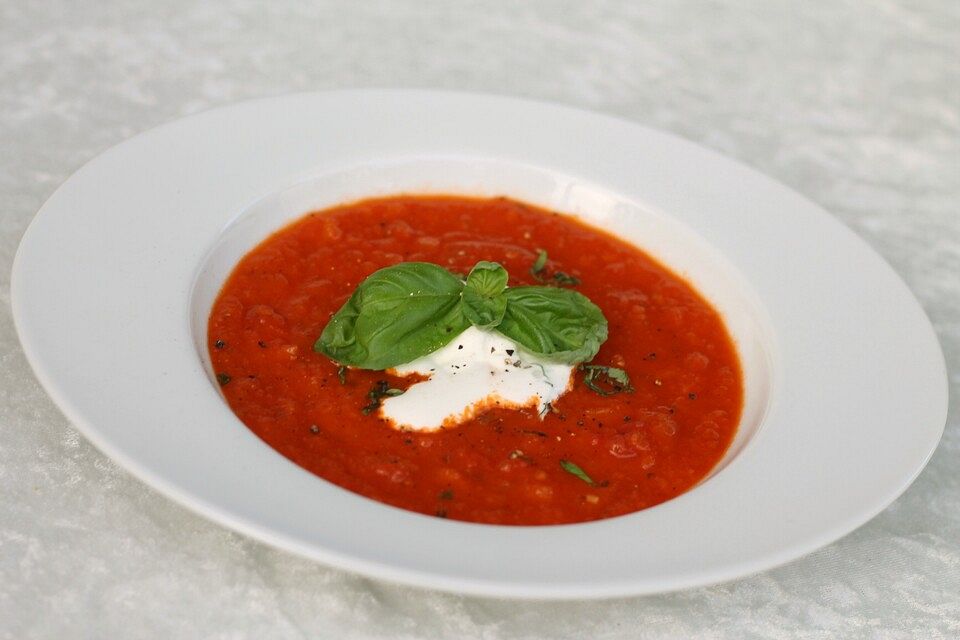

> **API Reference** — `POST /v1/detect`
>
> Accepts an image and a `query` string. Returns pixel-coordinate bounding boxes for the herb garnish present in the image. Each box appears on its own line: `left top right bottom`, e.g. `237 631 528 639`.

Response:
461 261 508 329
216 372 231 386
361 380 405 415
315 261 608 369
560 459 596 486
317 262 469 371
528 249 580 287
530 249 548 281
551 271 581 287
337 365 347 385
580 365 633 396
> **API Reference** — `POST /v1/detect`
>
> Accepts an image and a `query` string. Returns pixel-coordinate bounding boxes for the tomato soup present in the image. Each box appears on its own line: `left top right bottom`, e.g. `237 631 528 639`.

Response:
208 196 743 525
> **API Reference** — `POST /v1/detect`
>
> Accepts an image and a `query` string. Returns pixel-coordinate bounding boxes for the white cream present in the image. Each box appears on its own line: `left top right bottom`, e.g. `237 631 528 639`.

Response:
381 326 573 431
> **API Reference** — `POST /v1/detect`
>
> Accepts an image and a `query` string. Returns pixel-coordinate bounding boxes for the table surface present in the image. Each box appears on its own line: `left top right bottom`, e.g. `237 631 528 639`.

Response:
2 1 957 638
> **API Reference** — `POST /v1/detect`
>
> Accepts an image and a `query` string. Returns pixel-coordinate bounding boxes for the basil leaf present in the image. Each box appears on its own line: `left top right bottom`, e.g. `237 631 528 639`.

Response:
580 365 633 396
315 262 469 369
461 261 508 329
361 380 405 414
465 260 508 296
552 271 581 287
560 459 596 486
496 286 608 364
530 249 548 281
529 249 580 287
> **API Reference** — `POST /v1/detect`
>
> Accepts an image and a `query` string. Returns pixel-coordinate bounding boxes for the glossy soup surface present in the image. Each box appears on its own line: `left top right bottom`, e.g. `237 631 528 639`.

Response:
208 195 743 525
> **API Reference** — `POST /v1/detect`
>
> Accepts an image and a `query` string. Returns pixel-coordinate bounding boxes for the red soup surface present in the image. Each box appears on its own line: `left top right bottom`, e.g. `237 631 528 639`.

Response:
208 195 743 525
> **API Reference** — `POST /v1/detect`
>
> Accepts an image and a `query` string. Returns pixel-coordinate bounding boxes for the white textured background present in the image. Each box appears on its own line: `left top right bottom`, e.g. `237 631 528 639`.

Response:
1 1 958 638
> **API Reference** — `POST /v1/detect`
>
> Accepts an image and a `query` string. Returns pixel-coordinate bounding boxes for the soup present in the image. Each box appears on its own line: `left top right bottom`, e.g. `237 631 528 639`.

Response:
208 195 743 525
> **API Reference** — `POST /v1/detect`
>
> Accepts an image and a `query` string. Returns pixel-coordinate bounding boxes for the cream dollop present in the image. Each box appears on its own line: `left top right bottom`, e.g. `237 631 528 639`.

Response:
380 327 573 431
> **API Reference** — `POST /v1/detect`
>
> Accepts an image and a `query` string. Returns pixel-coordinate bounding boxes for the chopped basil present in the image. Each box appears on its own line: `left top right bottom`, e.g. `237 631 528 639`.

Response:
530 249 548 281
580 365 634 396
551 271 581 287
361 380 405 415
315 260 608 369
560 459 596 486
528 249 580 287
216 372 231 386
337 365 347 385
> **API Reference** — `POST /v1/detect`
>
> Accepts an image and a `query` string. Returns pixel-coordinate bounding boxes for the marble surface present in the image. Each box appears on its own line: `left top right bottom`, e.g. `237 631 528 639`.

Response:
1 1 958 637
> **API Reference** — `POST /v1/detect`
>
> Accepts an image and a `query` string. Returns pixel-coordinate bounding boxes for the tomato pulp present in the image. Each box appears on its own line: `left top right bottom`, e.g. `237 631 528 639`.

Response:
208 196 743 525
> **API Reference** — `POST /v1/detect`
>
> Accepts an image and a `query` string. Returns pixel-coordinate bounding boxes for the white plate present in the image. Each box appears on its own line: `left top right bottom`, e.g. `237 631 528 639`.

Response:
11 90 948 599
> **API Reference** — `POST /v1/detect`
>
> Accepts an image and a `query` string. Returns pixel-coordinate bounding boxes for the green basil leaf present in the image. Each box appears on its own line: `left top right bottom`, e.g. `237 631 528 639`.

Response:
496 286 608 364
361 380 406 414
461 261 508 329
559 459 596 486
552 271 581 287
465 260 508 296
530 249 548 281
315 262 469 369
580 364 633 396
